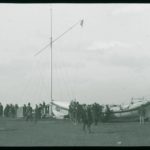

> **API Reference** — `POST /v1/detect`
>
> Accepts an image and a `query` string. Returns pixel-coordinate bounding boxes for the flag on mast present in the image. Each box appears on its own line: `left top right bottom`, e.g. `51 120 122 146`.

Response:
80 19 84 27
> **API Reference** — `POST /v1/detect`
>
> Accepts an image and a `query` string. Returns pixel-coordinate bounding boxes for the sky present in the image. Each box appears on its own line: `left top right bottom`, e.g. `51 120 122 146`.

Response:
0 3 150 106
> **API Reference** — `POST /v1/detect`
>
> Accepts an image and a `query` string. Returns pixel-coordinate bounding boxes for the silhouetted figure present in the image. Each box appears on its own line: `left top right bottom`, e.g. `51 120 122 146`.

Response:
14 104 19 117
34 104 40 123
82 105 93 133
0 103 3 117
104 105 112 122
10 104 15 118
23 104 27 118
92 103 101 125
26 103 33 121
4 104 10 117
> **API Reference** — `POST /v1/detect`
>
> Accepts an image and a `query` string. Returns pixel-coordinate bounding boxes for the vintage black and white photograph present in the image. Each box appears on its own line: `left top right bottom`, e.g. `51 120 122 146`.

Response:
0 3 150 146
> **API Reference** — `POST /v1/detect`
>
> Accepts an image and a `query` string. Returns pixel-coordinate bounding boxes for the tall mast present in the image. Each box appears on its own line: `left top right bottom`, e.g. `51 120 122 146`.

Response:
50 7 53 114
34 6 84 113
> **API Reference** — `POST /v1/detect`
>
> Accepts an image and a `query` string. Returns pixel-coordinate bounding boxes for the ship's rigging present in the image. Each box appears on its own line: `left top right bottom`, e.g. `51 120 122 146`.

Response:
33 6 84 115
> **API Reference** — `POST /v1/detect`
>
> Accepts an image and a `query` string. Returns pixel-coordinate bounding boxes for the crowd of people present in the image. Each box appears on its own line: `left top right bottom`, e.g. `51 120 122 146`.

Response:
23 102 50 122
68 100 148 133
0 103 19 118
68 100 113 133
0 100 147 131
0 102 50 122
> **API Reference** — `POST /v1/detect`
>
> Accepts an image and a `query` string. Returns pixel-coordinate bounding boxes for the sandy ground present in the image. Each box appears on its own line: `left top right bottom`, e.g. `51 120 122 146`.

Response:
0 117 149 146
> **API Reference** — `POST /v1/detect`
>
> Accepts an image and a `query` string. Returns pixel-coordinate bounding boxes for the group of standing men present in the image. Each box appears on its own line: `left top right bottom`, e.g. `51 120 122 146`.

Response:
0 101 50 123
68 100 112 133
0 103 19 118
69 100 148 133
23 102 50 122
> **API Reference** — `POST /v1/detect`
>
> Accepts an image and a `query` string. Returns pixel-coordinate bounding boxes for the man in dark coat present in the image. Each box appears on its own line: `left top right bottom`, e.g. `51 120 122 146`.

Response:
23 104 27 118
82 104 93 133
0 103 3 117
34 104 40 123
4 104 9 117
91 103 100 125
26 103 33 121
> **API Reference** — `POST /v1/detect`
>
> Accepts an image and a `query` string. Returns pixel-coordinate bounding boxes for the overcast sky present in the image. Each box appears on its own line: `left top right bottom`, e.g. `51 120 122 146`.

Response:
0 3 150 106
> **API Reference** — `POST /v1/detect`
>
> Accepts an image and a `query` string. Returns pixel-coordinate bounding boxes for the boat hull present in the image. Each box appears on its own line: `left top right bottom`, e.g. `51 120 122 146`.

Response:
51 101 150 122
51 102 69 119
110 102 150 122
